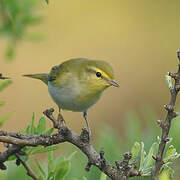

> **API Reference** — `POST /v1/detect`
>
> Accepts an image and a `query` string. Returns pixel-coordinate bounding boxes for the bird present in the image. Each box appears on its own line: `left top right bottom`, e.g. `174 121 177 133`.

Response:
24 58 119 135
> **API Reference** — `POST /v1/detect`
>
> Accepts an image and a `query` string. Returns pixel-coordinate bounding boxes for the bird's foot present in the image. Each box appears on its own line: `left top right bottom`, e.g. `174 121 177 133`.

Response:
57 113 66 128
80 128 90 143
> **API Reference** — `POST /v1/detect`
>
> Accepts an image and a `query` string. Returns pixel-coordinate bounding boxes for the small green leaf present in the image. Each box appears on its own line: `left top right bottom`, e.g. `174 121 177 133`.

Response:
35 159 46 178
19 129 25 134
47 172 54 180
45 0 49 4
31 145 60 154
39 175 44 180
100 172 107 180
48 151 54 176
161 164 174 177
55 159 70 180
20 155 28 162
43 128 54 135
37 117 46 134
8 155 16 161
30 113 35 134
55 156 63 166
0 101 5 107
0 112 13 126
165 75 173 89
139 142 146 171
158 171 170 180
157 136 161 144
26 125 31 134
5 45 15 60
67 151 77 160
131 141 141 159
0 80 12 92
164 145 180 163
143 142 158 170
165 145 176 158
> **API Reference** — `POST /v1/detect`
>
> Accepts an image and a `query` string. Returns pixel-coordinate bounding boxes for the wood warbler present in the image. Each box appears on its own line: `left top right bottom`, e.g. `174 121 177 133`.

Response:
24 58 119 135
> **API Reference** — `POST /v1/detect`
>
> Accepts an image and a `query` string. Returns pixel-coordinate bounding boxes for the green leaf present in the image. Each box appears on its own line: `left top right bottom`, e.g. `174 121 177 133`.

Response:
37 117 46 134
47 172 54 180
29 113 35 134
0 112 13 126
55 159 70 180
0 80 12 92
26 125 31 134
43 128 54 135
55 156 63 166
39 175 44 180
165 145 176 158
35 159 46 178
165 75 173 89
20 155 28 162
19 129 25 134
139 142 146 171
8 155 16 161
164 145 180 163
5 45 15 60
0 101 5 107
31 145 60 154
131 141 141 159
48 151 54 176
142 142 158 171
161 164 174 177
100 172 107 180
67 151 77 160
158 171 170 180
45 0 49 4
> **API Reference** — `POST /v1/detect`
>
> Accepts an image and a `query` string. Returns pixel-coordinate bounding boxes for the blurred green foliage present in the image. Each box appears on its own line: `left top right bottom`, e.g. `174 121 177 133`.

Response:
0 0 42 59
0 79 13 126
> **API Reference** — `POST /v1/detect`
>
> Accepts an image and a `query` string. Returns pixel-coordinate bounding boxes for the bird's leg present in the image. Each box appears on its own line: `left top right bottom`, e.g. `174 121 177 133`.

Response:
57 108 66 127
83 111 91 136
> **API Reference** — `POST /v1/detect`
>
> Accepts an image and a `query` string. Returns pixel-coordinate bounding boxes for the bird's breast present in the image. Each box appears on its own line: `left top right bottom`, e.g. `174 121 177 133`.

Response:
48 82 102 112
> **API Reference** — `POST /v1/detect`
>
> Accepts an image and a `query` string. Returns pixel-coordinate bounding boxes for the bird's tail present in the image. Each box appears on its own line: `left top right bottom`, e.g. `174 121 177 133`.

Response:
23 73 49 85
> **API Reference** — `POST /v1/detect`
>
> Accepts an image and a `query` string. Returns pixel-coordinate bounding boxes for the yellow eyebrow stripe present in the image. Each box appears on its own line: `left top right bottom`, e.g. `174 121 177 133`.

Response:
87 66 111 79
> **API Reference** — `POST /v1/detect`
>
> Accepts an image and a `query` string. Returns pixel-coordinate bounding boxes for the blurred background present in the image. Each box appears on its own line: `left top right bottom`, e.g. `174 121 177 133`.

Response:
0 0 180 179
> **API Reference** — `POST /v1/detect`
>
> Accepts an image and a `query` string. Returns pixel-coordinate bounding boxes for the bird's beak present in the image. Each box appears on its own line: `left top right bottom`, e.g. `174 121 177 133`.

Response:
108 80 120 87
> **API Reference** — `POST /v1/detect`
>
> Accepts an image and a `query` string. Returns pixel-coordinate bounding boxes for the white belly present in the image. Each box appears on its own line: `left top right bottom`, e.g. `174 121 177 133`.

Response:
48 82 99 112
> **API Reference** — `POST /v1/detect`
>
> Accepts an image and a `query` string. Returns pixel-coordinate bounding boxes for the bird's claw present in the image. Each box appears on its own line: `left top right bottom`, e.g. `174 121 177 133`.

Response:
80 128 90 143
57 113 66 128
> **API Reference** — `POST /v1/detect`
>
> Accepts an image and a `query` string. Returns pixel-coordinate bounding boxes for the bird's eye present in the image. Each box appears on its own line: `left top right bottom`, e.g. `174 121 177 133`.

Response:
96 72 102 78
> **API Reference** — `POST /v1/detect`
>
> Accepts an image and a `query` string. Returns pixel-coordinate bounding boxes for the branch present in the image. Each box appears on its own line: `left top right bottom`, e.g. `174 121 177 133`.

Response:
0 73 10 79
15 154 39 180
152 50 180 179
0 109 140 180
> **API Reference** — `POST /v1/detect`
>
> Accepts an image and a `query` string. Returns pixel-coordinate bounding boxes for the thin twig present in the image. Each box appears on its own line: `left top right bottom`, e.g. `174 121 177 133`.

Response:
0 73 10 79
15 154 39 180
152 50 180 179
